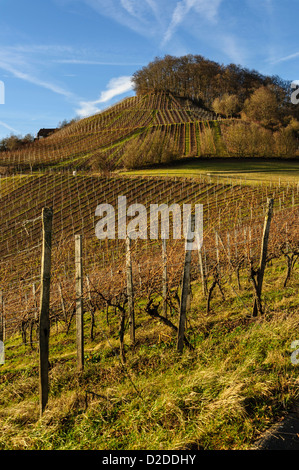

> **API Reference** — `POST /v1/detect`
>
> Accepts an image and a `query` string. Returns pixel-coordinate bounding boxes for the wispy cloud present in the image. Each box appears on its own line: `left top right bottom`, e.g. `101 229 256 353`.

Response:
162 1 194 45
55 59 143 66
2 45 74 55
0 60 74 99
83 0 162 38
0 120 21 134
76 75 134 117
218 34 247 65
0 46 76 99
145 0 162 21
0 44 136 123
162 0 223 45
81 0 224 53
59 0 224 56
120 0 137 17
269 51 299 65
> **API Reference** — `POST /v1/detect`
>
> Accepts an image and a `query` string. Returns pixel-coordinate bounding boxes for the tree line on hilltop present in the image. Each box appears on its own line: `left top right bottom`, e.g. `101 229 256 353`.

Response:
126 54 299 165
132 54 299 127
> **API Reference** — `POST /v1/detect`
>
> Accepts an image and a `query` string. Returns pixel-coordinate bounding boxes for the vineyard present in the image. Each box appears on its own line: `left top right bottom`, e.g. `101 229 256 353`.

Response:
0 92 299 450
0 92 231 172
1 90 297 175
1 170 298 342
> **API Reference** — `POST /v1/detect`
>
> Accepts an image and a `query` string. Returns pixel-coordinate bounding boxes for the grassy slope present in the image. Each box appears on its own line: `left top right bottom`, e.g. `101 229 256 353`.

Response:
0 92 260 171
0 91 298 450
122 157 299 184
0 256 298 450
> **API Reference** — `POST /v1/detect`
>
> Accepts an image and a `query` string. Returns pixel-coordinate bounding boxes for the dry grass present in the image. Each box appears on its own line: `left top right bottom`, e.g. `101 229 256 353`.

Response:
0 256 298 450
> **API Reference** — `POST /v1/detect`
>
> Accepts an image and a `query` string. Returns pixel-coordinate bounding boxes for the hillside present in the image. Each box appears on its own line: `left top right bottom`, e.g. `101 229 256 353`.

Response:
0 92 218 172
0 252 298 450
0 175 298 451
132 55 293 111
1 170 298 369
1 53 299 174
1 93 298 176
0 84 298 450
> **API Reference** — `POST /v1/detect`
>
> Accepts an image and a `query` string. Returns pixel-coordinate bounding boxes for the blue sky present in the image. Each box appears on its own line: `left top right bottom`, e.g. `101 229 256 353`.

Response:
0 0 298 139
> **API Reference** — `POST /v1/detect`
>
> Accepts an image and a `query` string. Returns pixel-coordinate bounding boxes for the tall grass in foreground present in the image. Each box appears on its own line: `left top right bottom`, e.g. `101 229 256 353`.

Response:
0 259 298 450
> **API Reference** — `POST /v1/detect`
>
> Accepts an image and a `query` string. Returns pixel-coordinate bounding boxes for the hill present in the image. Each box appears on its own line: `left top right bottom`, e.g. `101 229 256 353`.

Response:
1 54 299 173
1 89 298 175
0 91 220 172
132 55 293 112
0 251 298 450
0 73 298 449
0 171 298 451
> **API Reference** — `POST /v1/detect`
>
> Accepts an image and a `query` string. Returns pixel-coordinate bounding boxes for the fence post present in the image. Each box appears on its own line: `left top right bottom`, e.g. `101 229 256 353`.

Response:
32 283 38 321
75 234 84 371
177 214 194 354
0 290 3 341
252 198 274 317
215 230 220 267
126 236 135 344
198 248 207 296
58 282 66 324
39 207 53 417
0 290 4 365
162 238 168 318
86 275 95 341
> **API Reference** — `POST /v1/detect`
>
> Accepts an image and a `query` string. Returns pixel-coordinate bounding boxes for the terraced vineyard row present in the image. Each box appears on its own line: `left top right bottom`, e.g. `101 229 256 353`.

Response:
1 172 297 256
0 92 224 171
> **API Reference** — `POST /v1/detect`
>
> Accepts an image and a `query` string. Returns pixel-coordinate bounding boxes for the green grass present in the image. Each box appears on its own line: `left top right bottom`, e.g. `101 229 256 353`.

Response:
122 157 299 184
0 256 298 450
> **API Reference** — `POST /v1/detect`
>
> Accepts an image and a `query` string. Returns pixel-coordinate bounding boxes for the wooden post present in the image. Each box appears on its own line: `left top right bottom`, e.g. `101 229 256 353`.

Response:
0 290 4 365
86 275 95 341
0 290 3 342
119 308 126 365
252 198 274 317
32 283 38 321
226 233 231 264
162 238 168 318
215 230 220 267
39 207 53 417
137 263 142 290
126 236 135 344
198 248 207 296
58 282 66 324
177 214 193 354
75 234 84 370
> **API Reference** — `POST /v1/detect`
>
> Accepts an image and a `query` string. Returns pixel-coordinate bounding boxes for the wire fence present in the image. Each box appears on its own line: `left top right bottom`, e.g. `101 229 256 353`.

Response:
1 206 298 341
0 174 298 361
